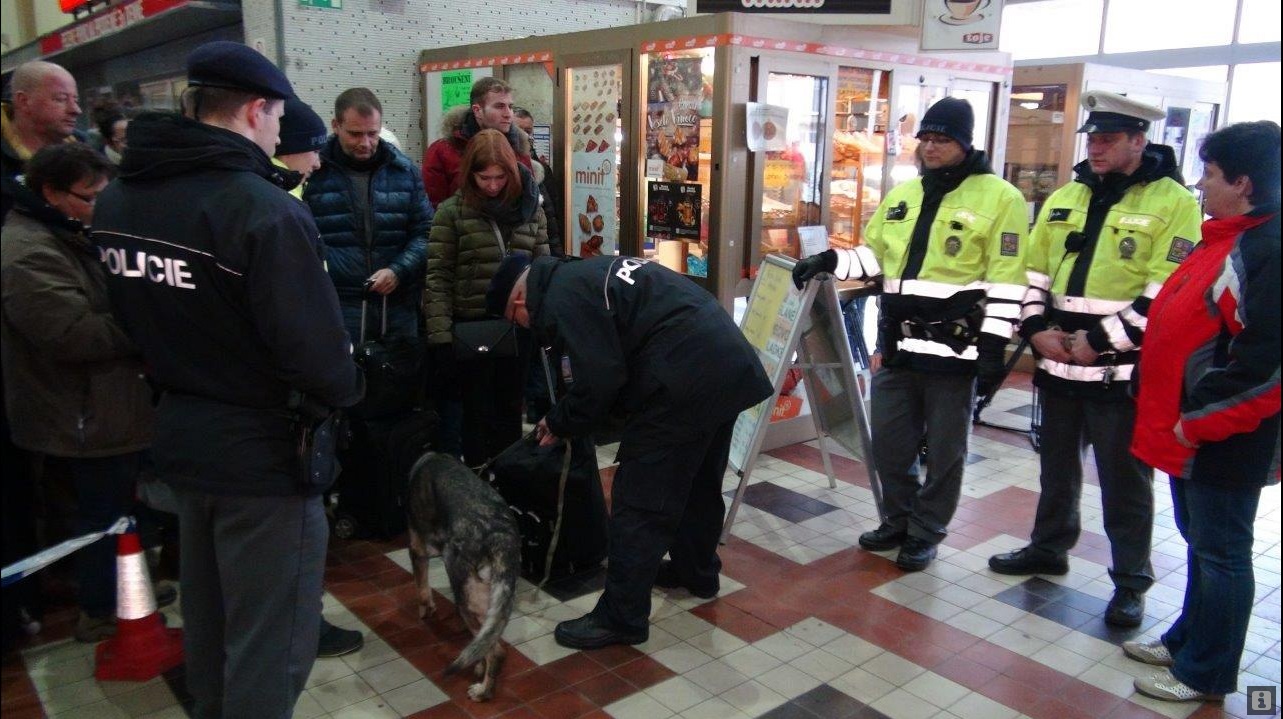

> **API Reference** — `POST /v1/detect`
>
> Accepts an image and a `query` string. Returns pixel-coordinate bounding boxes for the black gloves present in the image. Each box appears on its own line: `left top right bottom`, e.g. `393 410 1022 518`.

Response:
791 250 838 290
974 335 1008 399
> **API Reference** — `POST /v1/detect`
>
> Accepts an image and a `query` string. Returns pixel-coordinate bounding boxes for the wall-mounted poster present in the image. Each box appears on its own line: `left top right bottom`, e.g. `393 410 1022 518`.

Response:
646 181 676 240
569 64 621 257
746 102 790 152
440 69 473 113
673 183 702 241
645 56 706 183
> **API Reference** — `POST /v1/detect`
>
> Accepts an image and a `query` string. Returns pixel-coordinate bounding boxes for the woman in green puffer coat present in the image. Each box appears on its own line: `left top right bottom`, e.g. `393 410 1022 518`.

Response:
425 129 550 465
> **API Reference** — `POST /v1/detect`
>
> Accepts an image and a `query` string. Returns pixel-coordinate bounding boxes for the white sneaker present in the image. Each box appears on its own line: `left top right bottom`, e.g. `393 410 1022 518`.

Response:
1134 669 1223 702
1122 638 1173 666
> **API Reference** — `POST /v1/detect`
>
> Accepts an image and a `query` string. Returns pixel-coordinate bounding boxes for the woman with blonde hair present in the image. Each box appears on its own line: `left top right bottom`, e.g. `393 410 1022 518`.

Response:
425 128 550 465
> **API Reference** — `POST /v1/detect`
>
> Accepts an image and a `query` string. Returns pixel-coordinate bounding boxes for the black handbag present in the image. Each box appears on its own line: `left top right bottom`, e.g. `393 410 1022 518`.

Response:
351 295 424 419
452 319 518 360
451 221 521 361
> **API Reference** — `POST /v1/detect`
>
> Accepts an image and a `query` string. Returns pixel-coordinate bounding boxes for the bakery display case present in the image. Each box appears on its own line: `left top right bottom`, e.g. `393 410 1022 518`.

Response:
418 13 1013 309
830 67 888 249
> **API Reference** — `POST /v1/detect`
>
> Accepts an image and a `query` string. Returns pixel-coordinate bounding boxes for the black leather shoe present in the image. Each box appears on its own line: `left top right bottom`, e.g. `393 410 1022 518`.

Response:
988 547 1070 576
554 614 647 650
858 524 908 551
654 561 718 599
1105 588 1145 628
895 537 937 572
318 619 364 657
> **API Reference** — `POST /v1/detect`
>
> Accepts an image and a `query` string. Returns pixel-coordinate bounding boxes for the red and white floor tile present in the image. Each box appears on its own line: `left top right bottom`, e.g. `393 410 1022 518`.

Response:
3 381 1279 719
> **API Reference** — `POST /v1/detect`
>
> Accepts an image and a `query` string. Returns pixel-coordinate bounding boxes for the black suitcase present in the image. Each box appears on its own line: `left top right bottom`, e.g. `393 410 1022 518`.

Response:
331 409 437 540
487 435 608 582
486 347 607 582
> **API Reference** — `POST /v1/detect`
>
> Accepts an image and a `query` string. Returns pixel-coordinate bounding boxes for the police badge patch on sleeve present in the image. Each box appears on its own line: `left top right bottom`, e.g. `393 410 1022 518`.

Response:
1048 208 1071 222
1166 237 1195 263
1000 233 1020 257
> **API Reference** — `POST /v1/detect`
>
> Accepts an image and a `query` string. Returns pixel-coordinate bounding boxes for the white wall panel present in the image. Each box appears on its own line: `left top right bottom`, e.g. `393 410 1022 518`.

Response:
283 0 637 160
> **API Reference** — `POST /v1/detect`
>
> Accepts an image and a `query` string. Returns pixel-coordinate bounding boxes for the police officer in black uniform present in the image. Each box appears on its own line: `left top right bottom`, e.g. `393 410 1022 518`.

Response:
92 42 362 718
487 254 772 649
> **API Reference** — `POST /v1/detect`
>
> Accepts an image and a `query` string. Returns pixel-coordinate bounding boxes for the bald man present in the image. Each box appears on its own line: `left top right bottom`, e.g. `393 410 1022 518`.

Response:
3 61 82 220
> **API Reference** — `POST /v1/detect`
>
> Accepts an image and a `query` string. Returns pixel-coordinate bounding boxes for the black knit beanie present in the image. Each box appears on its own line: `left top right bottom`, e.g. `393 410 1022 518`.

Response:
276 97 328 156
918 97 974 150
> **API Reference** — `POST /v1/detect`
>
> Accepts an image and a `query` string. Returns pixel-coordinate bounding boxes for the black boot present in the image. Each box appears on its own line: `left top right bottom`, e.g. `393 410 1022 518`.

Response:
1105 588 1144 628
988 547 1069 576
554 613 647 649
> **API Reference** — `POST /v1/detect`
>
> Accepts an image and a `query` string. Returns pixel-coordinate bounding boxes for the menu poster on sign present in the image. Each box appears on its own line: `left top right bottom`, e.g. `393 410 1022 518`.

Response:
646 181 675 239
531 124 552 168
646 56 705 183
746 102 789 152
729 257 807 471
570 64 620 258
673 183 702 241
440 70 473 113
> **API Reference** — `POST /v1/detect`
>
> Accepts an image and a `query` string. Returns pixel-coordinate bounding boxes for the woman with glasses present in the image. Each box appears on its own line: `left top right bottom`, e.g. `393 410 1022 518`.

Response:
1 143 158 642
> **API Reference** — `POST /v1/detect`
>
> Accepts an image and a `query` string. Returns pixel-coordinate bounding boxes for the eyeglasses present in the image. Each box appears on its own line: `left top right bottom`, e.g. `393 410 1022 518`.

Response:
918 135 956 147
67 190 98 205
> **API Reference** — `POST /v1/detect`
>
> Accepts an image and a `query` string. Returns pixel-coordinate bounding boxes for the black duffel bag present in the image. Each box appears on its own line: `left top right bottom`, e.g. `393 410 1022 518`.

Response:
486 434 608 582
352 295 424 419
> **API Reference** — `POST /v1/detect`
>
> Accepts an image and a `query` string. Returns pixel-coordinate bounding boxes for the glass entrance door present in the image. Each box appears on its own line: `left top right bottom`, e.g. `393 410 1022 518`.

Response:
752 62 831 262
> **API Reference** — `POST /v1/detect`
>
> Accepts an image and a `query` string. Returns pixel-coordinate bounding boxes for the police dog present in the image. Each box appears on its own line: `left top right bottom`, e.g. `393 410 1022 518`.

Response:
406 453 521 701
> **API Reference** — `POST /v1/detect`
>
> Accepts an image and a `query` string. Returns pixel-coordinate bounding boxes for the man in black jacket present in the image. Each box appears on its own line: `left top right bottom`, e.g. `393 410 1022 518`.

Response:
487 254 772 649
92 42 362 718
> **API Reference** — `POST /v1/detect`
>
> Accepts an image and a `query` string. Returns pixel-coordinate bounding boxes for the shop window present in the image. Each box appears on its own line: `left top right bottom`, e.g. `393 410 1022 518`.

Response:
999 0 1102 61
640 48 715 277
1229 62 1282 125
830 67 888 250
1104 0 1235 53
1238 0 1282 43
1004 83 1068 222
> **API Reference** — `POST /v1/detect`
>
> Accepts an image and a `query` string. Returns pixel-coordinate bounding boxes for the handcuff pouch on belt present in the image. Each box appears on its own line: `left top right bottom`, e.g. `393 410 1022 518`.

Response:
288 390 341 493
893 304 984 356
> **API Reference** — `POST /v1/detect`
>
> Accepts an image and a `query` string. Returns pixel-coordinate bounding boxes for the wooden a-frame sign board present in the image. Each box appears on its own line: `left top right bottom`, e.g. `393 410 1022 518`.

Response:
723 254 883 542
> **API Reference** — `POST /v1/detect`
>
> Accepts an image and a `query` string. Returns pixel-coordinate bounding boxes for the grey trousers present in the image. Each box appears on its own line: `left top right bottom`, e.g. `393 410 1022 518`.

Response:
870 368 974 544
1029 389 1155 592
174 487 328 719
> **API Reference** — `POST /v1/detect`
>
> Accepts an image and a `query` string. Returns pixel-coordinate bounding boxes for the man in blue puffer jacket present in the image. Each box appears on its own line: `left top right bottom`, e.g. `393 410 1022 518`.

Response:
304 87 432 341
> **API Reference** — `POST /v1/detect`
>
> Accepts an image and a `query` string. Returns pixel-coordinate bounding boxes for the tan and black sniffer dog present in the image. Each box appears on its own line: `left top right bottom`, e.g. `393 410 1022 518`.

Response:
406 453 521 701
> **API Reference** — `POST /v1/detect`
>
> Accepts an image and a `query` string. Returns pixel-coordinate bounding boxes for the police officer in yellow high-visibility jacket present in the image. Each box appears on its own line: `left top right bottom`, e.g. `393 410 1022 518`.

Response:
989 92 1202 628
794 98 1027 572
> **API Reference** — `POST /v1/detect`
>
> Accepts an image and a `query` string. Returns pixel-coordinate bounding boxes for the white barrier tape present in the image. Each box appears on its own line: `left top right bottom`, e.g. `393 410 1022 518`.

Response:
0 516 132 588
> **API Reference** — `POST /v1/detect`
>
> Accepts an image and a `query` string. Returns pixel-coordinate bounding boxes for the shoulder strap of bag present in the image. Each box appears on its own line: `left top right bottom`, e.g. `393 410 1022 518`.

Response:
359 285 390 342
490 220 508 256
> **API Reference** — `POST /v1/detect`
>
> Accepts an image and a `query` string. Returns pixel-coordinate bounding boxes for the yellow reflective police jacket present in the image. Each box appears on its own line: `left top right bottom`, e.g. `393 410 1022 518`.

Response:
834 151 1028 372
1020 144 1202 395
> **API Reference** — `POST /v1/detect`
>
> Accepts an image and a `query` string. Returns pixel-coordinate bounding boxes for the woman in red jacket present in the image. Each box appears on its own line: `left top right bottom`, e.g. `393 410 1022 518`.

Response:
1127 120 1280 703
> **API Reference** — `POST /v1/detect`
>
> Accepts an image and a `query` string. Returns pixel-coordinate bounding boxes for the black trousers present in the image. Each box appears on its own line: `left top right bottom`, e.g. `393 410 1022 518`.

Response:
1029 389 1155 592
593 419 735 633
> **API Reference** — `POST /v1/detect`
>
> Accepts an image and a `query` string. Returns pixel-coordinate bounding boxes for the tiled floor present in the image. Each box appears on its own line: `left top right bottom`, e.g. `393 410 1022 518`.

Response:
3 377 1280 719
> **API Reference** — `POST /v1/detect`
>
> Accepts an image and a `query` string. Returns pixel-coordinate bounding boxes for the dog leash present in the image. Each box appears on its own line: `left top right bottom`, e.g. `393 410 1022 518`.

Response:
478 428 574 592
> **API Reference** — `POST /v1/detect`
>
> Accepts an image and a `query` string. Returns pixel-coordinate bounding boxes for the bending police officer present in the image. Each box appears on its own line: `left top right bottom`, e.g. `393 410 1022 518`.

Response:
487 254 772 649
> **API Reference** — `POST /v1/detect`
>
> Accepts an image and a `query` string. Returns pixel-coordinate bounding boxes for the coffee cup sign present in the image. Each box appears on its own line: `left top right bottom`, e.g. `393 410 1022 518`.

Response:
746 102 790 152
922 0 1002 48
944 0 986 22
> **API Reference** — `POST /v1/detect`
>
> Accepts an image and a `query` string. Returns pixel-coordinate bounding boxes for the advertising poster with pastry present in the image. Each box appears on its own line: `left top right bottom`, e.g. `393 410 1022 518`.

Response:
746 102 790 152
645 56 706 183
569 64 620 257
673 183 702 241
646 181 675 239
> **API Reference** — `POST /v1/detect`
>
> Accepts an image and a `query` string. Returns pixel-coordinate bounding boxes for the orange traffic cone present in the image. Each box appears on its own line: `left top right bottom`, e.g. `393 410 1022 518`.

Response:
94 530 184 681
